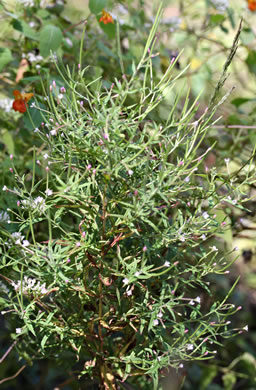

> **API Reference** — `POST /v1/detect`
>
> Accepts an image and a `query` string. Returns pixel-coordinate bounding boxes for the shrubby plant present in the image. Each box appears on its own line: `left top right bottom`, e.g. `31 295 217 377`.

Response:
0 9 254 390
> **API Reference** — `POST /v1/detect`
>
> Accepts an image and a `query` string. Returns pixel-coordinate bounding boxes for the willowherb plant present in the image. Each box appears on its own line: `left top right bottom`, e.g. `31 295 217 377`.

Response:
0 9 253 390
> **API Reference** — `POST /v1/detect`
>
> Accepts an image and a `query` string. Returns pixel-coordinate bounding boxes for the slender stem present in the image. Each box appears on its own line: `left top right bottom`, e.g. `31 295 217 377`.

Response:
29 211 36 246
31 145 36 192
116 20 124 75
0 364 27 385
79 21 87 70
0 340 17 364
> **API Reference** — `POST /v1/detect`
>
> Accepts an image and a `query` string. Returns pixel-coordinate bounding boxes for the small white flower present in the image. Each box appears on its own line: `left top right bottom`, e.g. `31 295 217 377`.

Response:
164 261 170 267
43 153 49 159
126 289 132 296
202 212 209 219
0 98 13 113
186 344 194 351
157 312 163 318
12 232 24 245
22 240 30 247
122 278 129 285
234 246 239 251
211 246 218 252
211 0 229 13
19 0 34 7
201 234 206 240
2 185 7 191
45 189 53 196
224 158 230 164
185 176 190 183
16 328 22 334
30 102 36 108
195 296 201 304
128 169 133 176
179 363 184 368
0 210 9 222
180 234 186 242
58 93 64 100
243 325 248 332
189 300 195 305
135 271 141 277
153 319 159 326
50 129 57 136
40 283 48 294
65 37 73 47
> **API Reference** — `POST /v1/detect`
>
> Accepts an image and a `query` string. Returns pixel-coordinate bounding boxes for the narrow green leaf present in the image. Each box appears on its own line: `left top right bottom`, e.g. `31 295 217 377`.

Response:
41 335 48 349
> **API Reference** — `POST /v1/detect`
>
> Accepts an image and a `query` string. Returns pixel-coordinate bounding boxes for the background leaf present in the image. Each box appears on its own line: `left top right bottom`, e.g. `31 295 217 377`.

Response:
39 25 63 58
89 0 106 14
0 47 13 71
1 129 15 155
11 19 39 40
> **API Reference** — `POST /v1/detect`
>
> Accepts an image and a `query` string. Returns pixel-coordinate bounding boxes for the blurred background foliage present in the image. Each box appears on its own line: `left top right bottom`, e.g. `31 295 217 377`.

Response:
0 0 256 389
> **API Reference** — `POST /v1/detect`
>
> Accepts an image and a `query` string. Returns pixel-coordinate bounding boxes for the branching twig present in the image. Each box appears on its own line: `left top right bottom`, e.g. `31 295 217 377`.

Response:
0 364 26 385
0 340 17 364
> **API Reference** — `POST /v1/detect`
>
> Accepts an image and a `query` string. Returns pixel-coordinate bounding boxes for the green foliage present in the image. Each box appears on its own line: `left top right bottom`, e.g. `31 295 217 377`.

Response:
0 48 13 71
1 11 255 389
39 25 63 58
0 1 256 389
89 0 107 14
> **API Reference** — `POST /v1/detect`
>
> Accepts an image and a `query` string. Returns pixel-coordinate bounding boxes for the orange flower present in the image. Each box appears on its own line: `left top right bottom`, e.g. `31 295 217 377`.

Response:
248 0 256 11
12 90 34 113
99 9 114 24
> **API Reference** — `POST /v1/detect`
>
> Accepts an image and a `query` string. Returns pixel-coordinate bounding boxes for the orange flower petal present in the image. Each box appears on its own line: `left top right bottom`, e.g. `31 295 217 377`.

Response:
12 99 27 113
248 0 256 11
13 90 22 100
99 9 114 24
22 92 34 102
